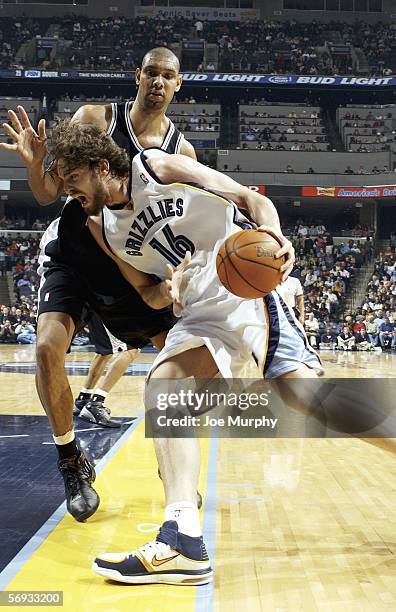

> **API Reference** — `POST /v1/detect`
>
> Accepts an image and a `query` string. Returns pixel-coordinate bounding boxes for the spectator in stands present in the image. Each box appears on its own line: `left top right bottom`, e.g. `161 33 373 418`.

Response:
354 328 373 351
337 325 355 351
352 315 366 336
304 312 320 348
378 317 396 350
15 319 36 344
307 167 315 174
374 310 385 328
319 328 337 350
195 20 203 38
285 164 294 173
0 319 17 344
304 267 319 287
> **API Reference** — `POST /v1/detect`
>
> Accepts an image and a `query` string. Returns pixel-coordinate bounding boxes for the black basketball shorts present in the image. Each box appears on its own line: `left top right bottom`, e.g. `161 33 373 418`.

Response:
37 266 176 353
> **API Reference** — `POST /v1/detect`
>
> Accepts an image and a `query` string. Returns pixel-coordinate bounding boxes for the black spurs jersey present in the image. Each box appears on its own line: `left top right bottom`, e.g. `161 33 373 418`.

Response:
38 101 185 295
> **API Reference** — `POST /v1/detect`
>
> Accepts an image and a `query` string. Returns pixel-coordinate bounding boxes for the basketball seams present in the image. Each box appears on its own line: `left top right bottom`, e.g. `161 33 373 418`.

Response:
221 244 268 295
216 229 283 298
233 229 282 251
216 251 231 292
230 252 284 271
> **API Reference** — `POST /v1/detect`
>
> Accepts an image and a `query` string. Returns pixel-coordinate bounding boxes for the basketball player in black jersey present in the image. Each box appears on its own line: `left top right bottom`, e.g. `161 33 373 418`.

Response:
1 47 208 522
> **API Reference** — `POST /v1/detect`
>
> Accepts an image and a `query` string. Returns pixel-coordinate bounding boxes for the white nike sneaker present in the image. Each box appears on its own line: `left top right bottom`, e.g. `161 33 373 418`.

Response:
92 520 213 585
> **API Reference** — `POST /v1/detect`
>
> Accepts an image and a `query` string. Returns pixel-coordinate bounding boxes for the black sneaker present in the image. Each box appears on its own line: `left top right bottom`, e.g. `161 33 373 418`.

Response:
73 398 89 416
79 400 121 428
57 451 100 522
158 468 202 510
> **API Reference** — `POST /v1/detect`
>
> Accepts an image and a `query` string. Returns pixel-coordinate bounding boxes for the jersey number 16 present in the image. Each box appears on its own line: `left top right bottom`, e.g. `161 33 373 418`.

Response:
149 224 195 266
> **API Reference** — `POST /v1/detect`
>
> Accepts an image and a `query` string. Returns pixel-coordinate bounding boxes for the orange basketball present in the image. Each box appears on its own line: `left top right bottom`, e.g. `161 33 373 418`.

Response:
216 229 285 298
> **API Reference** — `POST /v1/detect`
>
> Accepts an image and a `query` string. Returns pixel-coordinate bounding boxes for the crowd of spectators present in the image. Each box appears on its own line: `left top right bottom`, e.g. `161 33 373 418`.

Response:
356 21 396 76
0 17 50 70
240 107 330 151
0 234 40 344
283 220 381 351
55 16 192 72
169 108 220 134
0 215 50 231
0 221 394 355
299 243 395 352
354 250 396 351
0 16 395 76
339 108 396 154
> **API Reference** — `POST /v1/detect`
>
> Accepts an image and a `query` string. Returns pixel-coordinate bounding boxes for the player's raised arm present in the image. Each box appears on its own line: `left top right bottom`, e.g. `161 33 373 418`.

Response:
1 104 110 206
149 153 295 279
1 106 62 206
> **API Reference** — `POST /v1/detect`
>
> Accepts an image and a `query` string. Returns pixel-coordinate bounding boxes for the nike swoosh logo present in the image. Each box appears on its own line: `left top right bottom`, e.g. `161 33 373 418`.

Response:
151 553 180 567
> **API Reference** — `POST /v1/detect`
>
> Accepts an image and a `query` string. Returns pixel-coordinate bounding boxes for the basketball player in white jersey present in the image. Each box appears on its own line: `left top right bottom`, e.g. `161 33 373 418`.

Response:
49 121 396 586
47 121 321 585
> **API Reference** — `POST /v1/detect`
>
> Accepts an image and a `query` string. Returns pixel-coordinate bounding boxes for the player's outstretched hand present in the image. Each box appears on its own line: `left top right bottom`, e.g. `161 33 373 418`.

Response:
257 225 295 281
164 251 191 317
0 105 48 168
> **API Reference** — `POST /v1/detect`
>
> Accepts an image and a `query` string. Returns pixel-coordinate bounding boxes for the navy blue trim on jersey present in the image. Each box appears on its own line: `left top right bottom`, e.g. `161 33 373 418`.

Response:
263 293 280 375
277 294 308 346
182 181 235 205
140 149 167 184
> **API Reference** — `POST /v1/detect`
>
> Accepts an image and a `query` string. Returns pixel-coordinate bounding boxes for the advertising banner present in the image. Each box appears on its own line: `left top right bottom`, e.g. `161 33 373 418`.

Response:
134 6 259 21
302 186 396 198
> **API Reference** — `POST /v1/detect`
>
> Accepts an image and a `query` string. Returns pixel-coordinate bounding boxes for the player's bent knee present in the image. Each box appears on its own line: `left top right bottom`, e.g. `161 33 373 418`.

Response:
36 338 65 369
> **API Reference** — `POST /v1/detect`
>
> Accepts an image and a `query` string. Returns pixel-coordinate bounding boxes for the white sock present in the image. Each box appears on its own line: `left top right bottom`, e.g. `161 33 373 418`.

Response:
93 388 108 399
82 387 94 394
53 429 75 445
165 501 201 538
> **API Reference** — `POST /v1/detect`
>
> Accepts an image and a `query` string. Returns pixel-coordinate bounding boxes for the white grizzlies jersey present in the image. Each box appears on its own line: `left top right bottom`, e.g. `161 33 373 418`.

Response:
102 149 251 309
102 149 322 379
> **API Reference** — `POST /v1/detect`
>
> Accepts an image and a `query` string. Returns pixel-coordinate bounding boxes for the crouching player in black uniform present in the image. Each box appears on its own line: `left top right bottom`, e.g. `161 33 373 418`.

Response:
1 47 207 522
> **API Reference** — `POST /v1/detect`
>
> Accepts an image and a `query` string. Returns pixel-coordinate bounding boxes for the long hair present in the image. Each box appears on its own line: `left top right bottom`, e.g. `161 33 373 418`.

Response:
50 119 129 178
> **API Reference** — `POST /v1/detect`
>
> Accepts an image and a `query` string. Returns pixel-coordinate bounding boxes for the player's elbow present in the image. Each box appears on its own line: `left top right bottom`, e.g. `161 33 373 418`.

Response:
35 194 58 206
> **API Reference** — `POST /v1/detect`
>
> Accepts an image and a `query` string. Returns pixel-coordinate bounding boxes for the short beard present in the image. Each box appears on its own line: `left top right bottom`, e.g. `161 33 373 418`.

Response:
84 181 110 216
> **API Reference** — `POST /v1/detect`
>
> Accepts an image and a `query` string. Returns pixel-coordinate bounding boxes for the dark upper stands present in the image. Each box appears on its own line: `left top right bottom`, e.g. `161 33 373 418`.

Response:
0 16 395 76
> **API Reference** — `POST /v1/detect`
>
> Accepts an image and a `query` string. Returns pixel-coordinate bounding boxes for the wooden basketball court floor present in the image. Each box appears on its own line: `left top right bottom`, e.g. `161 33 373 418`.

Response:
0 344 395 612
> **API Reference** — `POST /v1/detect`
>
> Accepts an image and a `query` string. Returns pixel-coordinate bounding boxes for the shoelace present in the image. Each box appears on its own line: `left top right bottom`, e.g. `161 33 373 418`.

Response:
78 456 94 480
88 403 111 417
59 465 80 498
96 405 111 419
139 541 171 559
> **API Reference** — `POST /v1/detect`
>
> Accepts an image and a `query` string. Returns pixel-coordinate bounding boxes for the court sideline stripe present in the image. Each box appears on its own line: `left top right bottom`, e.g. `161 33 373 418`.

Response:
0 415 143 591
195 435 219 612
